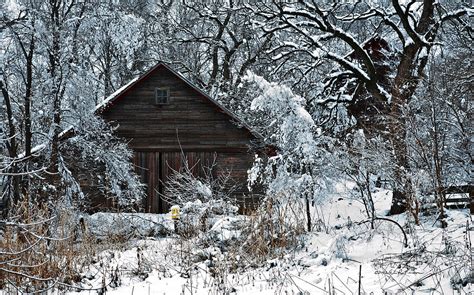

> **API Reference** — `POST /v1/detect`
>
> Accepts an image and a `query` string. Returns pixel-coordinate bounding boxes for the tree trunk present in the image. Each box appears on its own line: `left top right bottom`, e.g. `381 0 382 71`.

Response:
305 196 311 232
0 81 20 207
388 0 436 216
21 32 35 202
23 32 34 159
388 44 418 215
48 1 62 190
103 37 113 97
431 96 447 227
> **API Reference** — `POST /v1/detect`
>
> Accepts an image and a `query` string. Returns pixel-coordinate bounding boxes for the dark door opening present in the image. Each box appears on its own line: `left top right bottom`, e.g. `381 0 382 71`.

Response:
158 151 164 213
134 151 220 213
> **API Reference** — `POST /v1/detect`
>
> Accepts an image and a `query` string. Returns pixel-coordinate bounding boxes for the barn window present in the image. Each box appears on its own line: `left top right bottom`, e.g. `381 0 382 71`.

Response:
155 88 169 104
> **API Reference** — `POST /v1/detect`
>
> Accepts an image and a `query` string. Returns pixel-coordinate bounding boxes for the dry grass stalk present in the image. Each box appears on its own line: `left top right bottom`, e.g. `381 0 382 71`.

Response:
240 195 306 263
0 197 96 293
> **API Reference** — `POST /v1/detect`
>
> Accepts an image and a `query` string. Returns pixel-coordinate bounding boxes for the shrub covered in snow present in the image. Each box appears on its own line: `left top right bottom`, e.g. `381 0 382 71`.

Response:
161 155 239 238
178 199 239 238
85 212 172 241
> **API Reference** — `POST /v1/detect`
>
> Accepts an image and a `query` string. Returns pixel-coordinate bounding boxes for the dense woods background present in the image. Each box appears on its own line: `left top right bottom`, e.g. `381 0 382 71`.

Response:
0 0 472 293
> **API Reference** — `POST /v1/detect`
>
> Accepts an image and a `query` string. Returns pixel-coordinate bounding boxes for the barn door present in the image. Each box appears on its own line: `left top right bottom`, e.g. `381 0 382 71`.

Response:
133 151 218 213
133 152 148 210
160 151 218 208
160 152 181 212
133 151 162 213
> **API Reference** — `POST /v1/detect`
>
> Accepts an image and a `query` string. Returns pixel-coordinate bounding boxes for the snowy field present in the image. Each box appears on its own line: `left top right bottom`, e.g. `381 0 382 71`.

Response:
60 188 473 295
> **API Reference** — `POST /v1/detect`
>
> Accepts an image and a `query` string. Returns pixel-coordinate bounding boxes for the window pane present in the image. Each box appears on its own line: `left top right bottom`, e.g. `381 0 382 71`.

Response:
155 89 169 104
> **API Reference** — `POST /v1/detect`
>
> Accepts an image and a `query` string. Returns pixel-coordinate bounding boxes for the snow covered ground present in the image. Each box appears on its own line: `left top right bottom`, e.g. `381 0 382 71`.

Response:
66 188 473 294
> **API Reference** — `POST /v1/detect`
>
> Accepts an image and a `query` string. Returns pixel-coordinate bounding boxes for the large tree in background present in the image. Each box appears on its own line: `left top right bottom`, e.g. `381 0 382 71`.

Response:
253 0 472 216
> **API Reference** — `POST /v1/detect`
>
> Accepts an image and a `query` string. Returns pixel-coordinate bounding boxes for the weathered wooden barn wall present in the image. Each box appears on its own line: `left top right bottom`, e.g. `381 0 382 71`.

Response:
100 64 261 213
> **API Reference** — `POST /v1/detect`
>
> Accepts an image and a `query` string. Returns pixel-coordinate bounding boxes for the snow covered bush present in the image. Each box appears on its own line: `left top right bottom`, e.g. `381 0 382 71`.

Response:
178 199 238 239
163 156 239 237
243 72 333 232
85 212 171 241
62 115 145 208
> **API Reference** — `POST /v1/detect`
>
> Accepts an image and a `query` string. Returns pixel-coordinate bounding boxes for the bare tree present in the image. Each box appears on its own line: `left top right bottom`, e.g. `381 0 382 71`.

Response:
155 2 273 93
406 28 472 226
253 0 471 215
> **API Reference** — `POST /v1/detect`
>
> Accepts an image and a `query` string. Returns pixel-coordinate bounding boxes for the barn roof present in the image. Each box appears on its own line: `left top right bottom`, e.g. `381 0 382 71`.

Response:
96 62 263 140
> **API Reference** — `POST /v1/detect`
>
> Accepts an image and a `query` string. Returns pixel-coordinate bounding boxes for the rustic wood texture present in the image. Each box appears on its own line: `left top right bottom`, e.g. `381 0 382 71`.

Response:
102 67 257 151
101 65 262 213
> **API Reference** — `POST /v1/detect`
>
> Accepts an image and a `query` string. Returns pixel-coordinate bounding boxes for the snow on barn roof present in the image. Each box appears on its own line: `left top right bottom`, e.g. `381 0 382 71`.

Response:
94 77 139 113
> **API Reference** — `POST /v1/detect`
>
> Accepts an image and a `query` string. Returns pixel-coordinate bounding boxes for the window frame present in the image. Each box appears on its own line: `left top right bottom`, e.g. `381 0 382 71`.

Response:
154 87 170 105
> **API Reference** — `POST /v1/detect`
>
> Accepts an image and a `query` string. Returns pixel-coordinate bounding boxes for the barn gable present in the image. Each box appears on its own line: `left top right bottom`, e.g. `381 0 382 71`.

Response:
97 62 262 213
98 62 261 151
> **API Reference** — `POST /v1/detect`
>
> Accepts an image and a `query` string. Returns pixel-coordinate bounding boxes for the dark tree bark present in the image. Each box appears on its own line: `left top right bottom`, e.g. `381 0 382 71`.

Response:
387 0 436 216
305 196 311 232
48 0 62 179
23 33 34 159
0 81 20 206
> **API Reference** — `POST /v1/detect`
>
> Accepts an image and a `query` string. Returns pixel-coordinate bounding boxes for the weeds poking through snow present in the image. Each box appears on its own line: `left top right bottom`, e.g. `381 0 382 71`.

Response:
0 198 96 293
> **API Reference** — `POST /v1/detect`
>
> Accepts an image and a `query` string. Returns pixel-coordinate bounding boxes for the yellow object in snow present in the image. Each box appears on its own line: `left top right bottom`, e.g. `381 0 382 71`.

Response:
170 205 180 220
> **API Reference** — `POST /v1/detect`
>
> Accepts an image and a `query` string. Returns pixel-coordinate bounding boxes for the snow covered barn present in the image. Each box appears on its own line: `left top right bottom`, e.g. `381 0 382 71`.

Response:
95 62 264 213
